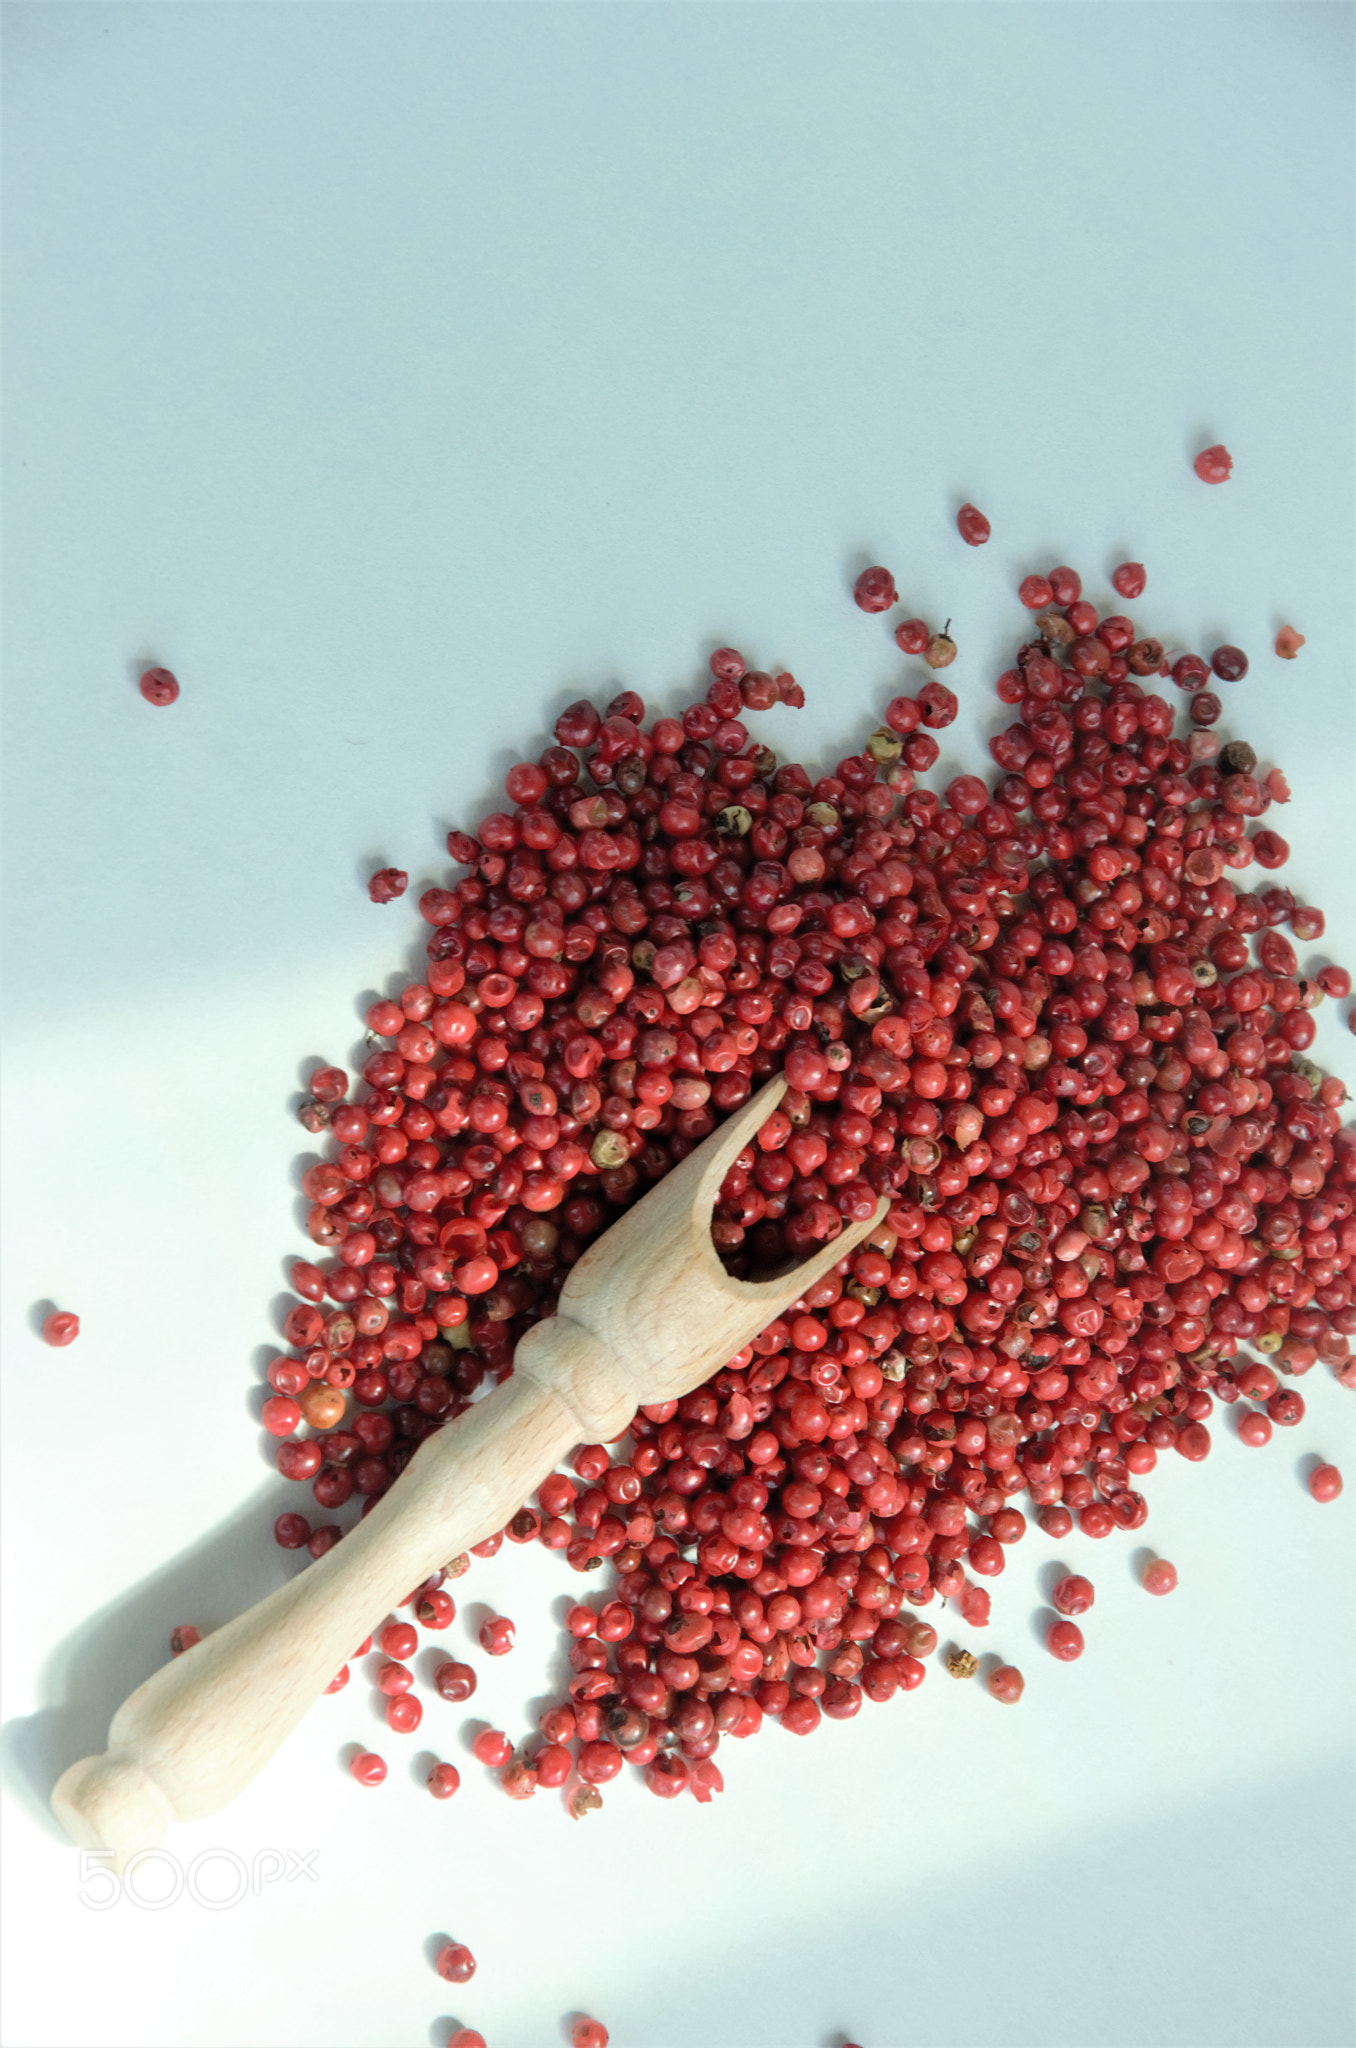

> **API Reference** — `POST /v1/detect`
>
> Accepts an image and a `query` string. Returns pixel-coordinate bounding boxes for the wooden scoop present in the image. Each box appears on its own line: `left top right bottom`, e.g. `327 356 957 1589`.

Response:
53 1075 887 1866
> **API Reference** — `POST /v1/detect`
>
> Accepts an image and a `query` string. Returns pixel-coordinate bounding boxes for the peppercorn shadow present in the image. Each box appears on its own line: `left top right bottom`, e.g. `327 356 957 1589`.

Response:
0 1481 298 1846
25 1297 59 1339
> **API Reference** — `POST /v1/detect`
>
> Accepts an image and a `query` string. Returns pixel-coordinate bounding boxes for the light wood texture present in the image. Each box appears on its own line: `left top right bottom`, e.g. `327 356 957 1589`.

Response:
52 1075 888 1865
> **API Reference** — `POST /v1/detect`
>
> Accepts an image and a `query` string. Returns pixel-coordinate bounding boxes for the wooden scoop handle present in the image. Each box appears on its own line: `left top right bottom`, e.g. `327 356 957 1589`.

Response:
51 1320 628 1866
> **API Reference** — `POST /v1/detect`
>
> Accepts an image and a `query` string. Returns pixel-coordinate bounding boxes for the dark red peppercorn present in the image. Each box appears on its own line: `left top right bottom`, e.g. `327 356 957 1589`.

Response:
367 867 408 904
139 666 180 706
854 565 898 613
956 503 991 546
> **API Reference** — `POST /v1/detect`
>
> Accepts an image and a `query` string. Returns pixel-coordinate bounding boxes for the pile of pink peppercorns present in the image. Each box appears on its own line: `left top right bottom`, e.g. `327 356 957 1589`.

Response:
266 502 1350 1807
208 481 1350 2044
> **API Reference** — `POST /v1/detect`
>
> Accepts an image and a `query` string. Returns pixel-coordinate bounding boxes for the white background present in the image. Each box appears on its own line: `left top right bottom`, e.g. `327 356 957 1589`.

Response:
2 6 1354 2047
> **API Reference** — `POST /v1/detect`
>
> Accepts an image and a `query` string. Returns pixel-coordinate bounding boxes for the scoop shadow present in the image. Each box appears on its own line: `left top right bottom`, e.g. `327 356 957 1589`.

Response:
0 1479 300 1846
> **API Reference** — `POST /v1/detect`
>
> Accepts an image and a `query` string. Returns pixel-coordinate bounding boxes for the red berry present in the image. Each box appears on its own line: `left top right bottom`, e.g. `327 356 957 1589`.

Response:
986 1664 1024 1704
139 665 180 706
1236 1410 1272 1448
350 1750 386 1785
41 1310 79 1347
368 867 408 904
573 2022 609 2048
472 1729 511 1767
956 503 991 546
1308 1463 1343 1504
1142 1560 1178 1597
1046 1620 1084 1662
854 565 897 614
435 1943 476 1984
376 1659 413 1696
427 1762 461 1799
894 617 930 655
478 1614 515 1656
261 1395 302 1437
169 1625 201 1655
380 1620 417 1660
450 2033 486 2048
386 1692 422 1733
1194 443 1233 483
1018 575 1053 610
1052 1574 1094 1617
1111 561 1146 599
434 1660 477 1703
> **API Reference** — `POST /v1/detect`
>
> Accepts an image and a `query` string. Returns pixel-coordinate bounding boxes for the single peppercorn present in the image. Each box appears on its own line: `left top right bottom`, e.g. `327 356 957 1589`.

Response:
1275 623 1306 658
427 1761 461 1799
435 1943 476 1984
478 1613 515 1656
367 866 408 904
894 617 929 655
1046 1620 1084 1662
139 665 180 706
41 1310 79 1346
1111 561 1146 599
1194 443 1233 483
350 1751 387 1785
1211 643 1249 681
956 503 991 546
854 565 897 613
986 1664 1025 1703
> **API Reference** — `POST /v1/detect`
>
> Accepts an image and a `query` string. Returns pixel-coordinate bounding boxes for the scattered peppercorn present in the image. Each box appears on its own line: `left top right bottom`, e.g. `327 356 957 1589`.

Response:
1194 444 1234 484
368 867 408 904
139 665 180 706
956 504 991 547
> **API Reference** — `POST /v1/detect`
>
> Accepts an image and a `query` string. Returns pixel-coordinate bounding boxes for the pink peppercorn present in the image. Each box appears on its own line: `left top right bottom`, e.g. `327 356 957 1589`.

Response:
435 1943 476 1984
380 1620 417 1660
1142 1560 1178 1597
854 565 897 613
1046 1620 1084 1662
350 1751 386 1785
139 666 180 706
41 1310 79 1346
1308 1464 1343 1503
367 867 408 904
1111 561 1146 599
478 1614 515 1656
1275 624 1306 659
1018 575 1054 610
427 1762 461 1799
956 503 991 546
1194 444 1233 483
